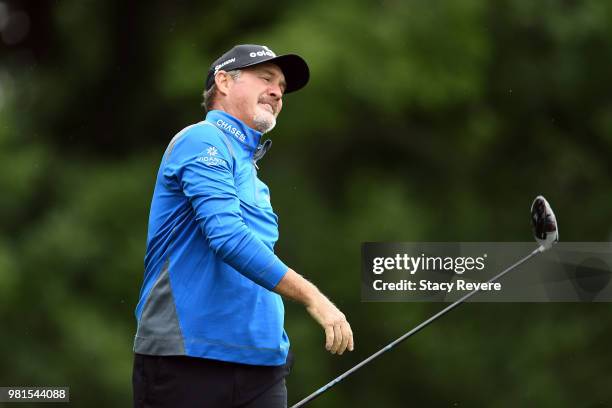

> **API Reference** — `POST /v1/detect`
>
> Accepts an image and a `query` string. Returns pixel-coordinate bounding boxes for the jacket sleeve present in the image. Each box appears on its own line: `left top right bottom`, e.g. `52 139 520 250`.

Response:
164 126 288 290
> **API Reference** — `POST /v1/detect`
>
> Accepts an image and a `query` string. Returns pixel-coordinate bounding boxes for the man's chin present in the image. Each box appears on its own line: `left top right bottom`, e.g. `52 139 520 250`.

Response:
253 112 276 134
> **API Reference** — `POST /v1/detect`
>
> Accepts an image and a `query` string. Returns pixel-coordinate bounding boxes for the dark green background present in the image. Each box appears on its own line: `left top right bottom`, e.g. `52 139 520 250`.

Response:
1 0 611 406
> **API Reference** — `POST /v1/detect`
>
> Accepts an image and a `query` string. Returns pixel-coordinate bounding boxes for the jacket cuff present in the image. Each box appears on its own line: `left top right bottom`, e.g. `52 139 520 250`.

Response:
258 257 289 290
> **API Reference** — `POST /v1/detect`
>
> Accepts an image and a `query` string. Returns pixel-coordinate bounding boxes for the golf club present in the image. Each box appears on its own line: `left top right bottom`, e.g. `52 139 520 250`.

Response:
290 195 559 408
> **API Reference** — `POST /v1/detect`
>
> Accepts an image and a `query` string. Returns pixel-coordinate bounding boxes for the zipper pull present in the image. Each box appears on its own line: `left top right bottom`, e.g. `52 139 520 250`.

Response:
253 139 273 166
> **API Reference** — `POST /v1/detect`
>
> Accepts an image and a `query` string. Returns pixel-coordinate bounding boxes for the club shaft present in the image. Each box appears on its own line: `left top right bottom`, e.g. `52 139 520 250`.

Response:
290 246 543 408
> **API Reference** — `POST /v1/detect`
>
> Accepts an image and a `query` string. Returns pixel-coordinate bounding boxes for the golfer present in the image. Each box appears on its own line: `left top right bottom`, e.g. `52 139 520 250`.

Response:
132 44 354 408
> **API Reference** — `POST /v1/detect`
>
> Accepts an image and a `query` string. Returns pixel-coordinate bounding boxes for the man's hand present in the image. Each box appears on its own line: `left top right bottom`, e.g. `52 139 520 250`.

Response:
273 268 354 355
305 295 354 355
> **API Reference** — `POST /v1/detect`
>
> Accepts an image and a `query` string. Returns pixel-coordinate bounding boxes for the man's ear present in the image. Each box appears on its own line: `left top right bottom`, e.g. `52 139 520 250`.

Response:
215 71 232 96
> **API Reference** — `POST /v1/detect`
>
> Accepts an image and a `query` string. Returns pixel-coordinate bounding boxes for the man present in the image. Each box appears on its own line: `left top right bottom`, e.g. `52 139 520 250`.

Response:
132 44 354 408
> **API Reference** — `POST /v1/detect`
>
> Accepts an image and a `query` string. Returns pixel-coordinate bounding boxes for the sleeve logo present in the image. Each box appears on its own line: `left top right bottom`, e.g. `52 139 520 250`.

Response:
197 146 227 167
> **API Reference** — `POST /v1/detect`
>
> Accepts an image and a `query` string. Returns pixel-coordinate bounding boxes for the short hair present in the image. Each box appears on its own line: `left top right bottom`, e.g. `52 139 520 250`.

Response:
202 70 242 112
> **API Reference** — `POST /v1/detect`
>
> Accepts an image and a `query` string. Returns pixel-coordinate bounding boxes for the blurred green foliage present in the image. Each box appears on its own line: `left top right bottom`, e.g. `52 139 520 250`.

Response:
1 0 611 406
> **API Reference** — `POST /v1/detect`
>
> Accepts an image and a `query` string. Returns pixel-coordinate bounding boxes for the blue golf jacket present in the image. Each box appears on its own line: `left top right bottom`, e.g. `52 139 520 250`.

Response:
134 110 290 366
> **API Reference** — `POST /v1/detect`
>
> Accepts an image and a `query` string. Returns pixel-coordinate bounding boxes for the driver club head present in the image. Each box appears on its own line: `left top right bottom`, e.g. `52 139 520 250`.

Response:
531 195 559 251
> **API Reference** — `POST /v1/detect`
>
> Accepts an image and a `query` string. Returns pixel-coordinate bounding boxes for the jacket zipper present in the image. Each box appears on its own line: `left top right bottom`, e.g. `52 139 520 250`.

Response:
252 160 259 204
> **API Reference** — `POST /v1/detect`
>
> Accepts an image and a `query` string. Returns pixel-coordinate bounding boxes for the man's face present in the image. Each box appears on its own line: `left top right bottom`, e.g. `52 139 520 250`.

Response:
218 62 286 133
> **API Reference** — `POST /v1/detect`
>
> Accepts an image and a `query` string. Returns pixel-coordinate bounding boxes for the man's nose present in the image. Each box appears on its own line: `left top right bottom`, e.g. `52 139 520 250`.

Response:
268 83 283 100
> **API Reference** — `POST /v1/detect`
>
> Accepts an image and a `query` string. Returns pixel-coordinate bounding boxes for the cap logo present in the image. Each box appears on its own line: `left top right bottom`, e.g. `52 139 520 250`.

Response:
249 47 276 58
214 57 236 74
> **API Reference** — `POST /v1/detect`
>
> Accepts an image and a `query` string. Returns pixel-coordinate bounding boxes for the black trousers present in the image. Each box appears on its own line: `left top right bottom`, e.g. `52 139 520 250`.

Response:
133 353 293 408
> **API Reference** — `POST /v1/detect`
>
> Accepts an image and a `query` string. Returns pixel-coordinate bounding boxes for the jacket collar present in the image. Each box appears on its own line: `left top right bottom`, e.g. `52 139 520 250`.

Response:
205 110 262 151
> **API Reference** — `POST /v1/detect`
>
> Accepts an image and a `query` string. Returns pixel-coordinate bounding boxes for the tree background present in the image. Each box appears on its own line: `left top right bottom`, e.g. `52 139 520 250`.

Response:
1 0 611 406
